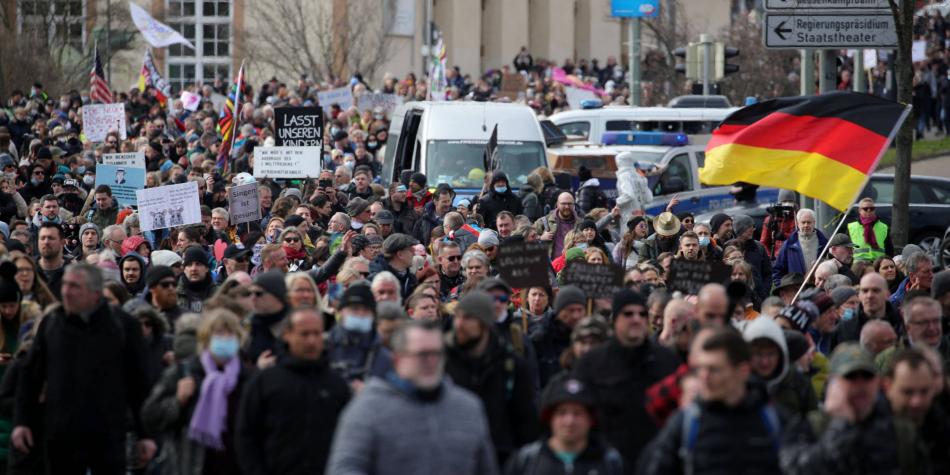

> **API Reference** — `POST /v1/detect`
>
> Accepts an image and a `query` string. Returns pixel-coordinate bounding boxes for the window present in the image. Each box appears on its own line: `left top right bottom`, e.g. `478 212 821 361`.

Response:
866 180 928 205
606 120 633 131
166 0 231 93
558 121 590 139
930 184 950 204
653 154 692 196
18 0 86 51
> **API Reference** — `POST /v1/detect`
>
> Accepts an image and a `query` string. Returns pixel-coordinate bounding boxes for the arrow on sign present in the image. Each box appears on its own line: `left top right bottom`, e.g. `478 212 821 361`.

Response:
774 21 792 40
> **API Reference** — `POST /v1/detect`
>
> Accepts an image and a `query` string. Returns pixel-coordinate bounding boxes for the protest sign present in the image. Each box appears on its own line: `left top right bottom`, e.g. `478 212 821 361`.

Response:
498 73 528 101
317 87 354 114
912 40 927 63
253 147 322 178
101 152 145 169
82 103 127 142
356 93 404 115
136 181 201 232
565 87 599 109
666 259 732 296
180 90 201 111
274 107 323 147
229 183 261 225
497 241 552 288
95 163 146 207
562 262 625 299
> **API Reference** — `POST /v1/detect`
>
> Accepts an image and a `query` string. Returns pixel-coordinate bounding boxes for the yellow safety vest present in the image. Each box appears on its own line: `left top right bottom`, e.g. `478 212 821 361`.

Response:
847 220 888 262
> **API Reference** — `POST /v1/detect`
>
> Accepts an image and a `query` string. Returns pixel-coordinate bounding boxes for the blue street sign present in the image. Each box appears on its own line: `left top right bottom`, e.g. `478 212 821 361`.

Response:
611 0 660 18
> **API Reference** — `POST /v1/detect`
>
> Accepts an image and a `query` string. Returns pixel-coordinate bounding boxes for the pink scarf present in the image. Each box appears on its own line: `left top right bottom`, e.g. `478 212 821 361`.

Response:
859 215 879 248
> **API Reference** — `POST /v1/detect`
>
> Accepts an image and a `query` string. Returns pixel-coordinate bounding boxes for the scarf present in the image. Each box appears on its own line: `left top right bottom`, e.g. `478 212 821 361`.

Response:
799 232 819 272
859 215 879 248
283 245 307 260
189 351 240 451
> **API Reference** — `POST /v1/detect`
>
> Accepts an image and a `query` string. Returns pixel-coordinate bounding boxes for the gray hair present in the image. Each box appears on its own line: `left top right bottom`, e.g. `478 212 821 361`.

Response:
331 212 351 229
823 274 853 292
443 212 464 231
390 319 442 354
65 262 104 292
815 260 839 281
461 250 489 268
796 208 816 223
377 301 408 322
859 319 895 352
103 224 125 243
371 271 401 292
905 252 933 276
212 207 230 220
903 296 942 325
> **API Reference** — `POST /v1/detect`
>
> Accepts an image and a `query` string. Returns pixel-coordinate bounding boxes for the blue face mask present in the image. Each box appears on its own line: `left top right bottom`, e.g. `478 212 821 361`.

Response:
342 314 373 333
841 307 855 321
576 243 589 250
493 186 507 194
209 335 240 360
76 166 85 174
698 236 710 247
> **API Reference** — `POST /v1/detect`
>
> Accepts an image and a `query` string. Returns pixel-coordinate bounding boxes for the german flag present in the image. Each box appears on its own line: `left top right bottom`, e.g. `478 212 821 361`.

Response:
699 92 910 210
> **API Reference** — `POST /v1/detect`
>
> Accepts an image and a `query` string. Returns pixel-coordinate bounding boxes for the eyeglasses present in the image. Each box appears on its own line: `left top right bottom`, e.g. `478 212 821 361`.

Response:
618 309 648 319
843 371 876 381
860 207 875 212
908 318 941 327
444 255 461 261
558 202 575 206
284 237 301 243
493 294 509 303
157 280 177 289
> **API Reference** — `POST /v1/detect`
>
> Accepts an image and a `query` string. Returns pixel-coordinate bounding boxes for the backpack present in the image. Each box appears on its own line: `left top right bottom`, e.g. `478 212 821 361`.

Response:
679 402 781 475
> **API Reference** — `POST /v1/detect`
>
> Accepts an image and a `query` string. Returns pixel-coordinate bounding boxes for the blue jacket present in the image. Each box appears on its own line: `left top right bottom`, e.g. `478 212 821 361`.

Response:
772 230 828 288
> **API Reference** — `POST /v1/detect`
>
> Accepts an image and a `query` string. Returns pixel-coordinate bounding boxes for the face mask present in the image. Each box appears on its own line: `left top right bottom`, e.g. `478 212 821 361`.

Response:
841 307 855 321
83 175 95 186
493 186 507 193
209 335 240 360
698 236 710 247
342 314 373 333
351 220 364 230
367 141 377 148
31 178 41 186
330 127 341 136
75 166 85 174
344 161 355 170
576 243 589 250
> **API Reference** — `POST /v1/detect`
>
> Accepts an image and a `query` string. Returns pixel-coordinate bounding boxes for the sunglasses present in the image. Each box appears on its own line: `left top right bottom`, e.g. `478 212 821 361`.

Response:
860 207 875 212
157 280 177 289
444 255 461 261
140 320 153 328
493 294 509 303
284 237 301 243
618 309 648 319
33 171 44 176
843 371 876 381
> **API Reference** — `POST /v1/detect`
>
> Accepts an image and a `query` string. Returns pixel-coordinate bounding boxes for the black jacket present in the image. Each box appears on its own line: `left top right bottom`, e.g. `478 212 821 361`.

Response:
479 171 524 229
236 356 351 475
381 197 417 236
177 273 217 313
741 238 773 303
411 201 442 244
246 306 289 363
572 338 680 475
15 301 151 442
444 329 541 463
829 301 903 351
531 314 573 390
505 436 624 475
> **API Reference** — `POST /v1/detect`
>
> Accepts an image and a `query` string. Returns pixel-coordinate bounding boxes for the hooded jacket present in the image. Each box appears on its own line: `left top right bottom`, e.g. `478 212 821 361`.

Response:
577 177 608 214
176 272 216 313
119 252 149 297
479 171 523 229
743 317 818 418
615 152 652 227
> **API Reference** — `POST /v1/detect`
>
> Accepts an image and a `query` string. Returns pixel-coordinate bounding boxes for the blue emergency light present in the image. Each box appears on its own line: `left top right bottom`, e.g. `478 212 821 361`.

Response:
602 131 689 146
580 99 604 109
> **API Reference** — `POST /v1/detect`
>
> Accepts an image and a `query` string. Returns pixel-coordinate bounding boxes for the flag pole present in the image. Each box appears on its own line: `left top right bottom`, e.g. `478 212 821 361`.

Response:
227 59 245 172
791 104 912 304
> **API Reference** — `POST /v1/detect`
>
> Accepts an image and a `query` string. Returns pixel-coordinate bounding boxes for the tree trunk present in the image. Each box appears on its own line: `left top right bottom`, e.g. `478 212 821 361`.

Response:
890 1 914 248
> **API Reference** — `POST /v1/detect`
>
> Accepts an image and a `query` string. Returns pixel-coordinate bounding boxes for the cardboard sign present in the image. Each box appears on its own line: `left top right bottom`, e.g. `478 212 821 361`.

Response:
136 181 201 232
562 261 625 299
357 93 404 115
82 103 127 142
274 107 323 147
94 163 146 207
317 87 354 114
253 146 322 178
101 152 145 169
666 258 733 296
229 183 261 225
497 73 527 101
497 241 552 288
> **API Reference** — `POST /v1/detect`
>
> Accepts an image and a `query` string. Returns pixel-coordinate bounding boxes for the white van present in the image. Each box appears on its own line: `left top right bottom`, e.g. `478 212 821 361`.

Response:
549 105 737 145
382 101 548 196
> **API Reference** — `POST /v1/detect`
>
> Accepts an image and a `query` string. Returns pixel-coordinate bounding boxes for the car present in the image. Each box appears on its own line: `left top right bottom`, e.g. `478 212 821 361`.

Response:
940 224 950 270
549 104 736 145
667 95 733 109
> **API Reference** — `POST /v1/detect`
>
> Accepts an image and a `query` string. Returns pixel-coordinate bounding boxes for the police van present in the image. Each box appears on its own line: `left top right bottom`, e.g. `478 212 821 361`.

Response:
548 102 737 145
547 131 778 215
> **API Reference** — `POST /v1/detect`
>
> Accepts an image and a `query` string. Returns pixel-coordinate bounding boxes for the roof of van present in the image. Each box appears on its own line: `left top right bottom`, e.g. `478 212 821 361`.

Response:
399 101 545 142
549 106 738 123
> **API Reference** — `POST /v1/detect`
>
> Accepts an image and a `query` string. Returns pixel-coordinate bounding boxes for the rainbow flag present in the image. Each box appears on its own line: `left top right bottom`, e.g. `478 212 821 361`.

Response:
216 61 245 173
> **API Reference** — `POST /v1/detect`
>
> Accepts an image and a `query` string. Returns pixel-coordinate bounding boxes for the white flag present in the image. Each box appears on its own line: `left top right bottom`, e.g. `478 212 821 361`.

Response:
129 2 196 49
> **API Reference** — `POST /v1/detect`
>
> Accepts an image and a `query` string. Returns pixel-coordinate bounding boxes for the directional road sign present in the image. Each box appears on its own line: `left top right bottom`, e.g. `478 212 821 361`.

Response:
764 0 891 10
764 13 898 49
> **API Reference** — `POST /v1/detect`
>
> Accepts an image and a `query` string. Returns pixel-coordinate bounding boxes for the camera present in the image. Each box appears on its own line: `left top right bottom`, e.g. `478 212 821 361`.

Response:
319 179 333 188
766 204 795 219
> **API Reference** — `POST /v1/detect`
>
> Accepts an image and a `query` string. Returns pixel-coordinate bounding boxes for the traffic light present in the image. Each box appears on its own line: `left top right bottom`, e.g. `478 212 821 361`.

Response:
714 43 740 80
674 44 700 81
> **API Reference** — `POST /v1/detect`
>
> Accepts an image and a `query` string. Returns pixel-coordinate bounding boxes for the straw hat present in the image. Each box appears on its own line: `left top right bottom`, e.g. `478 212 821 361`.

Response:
653 212 681 237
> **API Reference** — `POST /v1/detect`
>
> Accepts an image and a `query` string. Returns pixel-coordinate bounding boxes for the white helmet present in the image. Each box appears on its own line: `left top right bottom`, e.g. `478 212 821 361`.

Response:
232 172 255 186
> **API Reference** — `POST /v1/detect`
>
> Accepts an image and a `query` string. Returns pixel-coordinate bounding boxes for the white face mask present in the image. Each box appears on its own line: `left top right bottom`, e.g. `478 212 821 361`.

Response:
342 314 373 333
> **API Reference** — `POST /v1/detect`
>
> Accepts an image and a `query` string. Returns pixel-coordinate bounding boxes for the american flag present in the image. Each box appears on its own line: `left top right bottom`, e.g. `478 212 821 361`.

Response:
216 61 245 173
90 43 114 104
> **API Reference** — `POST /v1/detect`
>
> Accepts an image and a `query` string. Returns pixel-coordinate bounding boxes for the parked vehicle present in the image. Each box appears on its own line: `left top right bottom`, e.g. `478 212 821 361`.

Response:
549 104 736 145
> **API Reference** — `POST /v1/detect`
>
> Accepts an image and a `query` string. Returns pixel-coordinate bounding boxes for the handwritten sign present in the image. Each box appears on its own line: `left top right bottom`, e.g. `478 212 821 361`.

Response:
274 107 323 147
180 90 201 111
356 93 404 115
497 241 551 288
82 103 127 142
253 147 322 178
562 261 625 299
317 87 354 114
101 152 145 169
229 183 261 225
136 181 201 232
666 258 733 296
94 163 145 207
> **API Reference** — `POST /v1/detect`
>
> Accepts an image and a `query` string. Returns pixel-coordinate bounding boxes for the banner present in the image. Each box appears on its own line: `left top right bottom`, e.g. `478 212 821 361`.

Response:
102 152 145 169
317 87 353 114
356 93 404 115
129 2 196 49
274 107 323 147
253 147 322 178
138 48 171 106
136 181 201 232
666 259 732 296
180 90 201 111
497 241 551 288
562 262 624 299
82 103 127 142
95 164 146 207
228 183 261 225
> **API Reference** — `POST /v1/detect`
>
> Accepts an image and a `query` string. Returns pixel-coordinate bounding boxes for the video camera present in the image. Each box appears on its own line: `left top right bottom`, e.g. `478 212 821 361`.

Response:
765 204 795 220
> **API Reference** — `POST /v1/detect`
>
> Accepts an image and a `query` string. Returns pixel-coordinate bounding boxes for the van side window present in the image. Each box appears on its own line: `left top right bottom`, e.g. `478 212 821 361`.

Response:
653 154 692 196
606 120 633 131
558 121 591 139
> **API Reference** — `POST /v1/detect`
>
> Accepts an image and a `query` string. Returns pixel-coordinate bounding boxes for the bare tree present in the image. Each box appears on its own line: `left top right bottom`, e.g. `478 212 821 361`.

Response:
888 0 914 247
246 0 395 84
719 15 799 101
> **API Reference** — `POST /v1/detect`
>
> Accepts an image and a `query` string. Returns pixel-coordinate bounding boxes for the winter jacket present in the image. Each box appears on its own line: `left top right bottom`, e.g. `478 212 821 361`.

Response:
246 306 289 363
772 230 828 288
572 338 680 474
479 171 524 229
176 273 216 314
519 189 543 222
743 317 818 419
638 383 782 475
369 260 418 299
638 233 680 264
444 329 541 463
405 188 433 210
533 211 578 259
760 213 798 259
741 238 773 302
505 436 623 475
236 356 350 475
342 183 374 202
142 356 255 475
411 201 443 244
830 301 904 351
89 205 119 231
327 326 377 382
381 197 417 235
327 376 499 475
577 178 608 214
530 314 574 390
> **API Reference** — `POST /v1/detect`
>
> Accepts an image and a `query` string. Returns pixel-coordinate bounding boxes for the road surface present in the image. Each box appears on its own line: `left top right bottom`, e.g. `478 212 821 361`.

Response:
878 154 950 178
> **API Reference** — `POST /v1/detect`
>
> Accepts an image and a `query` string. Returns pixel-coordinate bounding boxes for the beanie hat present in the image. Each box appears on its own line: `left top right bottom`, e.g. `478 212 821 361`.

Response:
540 378 596 425
0 262 21 304
777 300 819 332
79 222 100 241
709 213 731 236
806 290 835 314
478 229 500 248
456 290 495 327
351 234 370 255
151 250 183 268
554 286 587 315
284 215 305 228
410 172 427 188
578 166 592 182
830 286 857 307
181 246 208 267
564 247 586 263
340 284 376 314
612 289 646 319
254 271 287 301
932 270 950 299
732 214 754 238
578 219 597 232
783 329 809 362
777 189 797 203
145 265 176 288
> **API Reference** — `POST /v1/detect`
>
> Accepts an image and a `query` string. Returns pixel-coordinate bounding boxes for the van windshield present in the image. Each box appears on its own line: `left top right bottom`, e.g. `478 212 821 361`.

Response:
426 140 546 189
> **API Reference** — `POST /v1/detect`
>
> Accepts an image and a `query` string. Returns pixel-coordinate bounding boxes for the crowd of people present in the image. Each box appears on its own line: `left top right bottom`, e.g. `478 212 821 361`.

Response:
0 52 947 474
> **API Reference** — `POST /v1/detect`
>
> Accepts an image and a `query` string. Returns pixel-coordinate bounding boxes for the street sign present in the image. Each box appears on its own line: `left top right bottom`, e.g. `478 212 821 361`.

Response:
764 13 898 49
764 0 891 10
610 0 659 17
